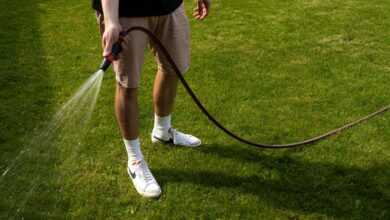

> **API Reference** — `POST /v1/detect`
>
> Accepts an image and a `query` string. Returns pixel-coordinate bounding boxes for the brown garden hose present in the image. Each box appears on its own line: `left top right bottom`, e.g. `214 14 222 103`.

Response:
100 26 390 149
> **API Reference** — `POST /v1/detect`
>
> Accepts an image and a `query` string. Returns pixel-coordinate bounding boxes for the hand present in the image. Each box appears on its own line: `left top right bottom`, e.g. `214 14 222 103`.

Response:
193 0 211 20
102 22 122 57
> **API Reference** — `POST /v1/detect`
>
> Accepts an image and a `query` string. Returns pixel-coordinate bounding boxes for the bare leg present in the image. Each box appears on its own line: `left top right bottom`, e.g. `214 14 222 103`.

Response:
151 70 202 146
153 70 179 116
115 84 139 140
116 83 162 198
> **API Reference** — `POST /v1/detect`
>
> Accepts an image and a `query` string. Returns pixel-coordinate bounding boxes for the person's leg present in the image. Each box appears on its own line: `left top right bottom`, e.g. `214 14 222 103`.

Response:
151 70 201 147
115 84 139 140
153 69 178 117
114 84 161 198
151 69 178 140
150 3 201 147
115 84 142 163
110 16 161 198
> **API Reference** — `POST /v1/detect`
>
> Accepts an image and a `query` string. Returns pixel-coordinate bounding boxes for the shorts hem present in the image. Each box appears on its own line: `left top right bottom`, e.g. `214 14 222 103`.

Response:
115 77 139 89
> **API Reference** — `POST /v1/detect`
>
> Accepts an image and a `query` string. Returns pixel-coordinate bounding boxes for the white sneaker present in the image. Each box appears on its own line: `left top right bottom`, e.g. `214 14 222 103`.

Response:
127 160 161 198
151 128 202 147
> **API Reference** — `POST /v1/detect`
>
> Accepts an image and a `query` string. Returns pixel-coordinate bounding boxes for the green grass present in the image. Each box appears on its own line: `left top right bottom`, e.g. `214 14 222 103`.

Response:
1 0 390 219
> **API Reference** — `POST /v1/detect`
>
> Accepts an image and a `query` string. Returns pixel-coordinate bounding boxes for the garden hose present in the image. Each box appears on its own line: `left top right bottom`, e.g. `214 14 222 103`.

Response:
99 26 390 149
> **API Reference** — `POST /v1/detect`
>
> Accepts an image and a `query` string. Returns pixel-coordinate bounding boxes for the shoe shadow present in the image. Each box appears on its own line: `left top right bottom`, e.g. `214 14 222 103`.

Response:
154 143 390 219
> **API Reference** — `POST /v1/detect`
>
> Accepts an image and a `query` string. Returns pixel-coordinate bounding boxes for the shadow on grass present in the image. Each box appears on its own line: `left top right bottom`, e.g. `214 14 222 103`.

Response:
155 144 390 219
0 0 62 218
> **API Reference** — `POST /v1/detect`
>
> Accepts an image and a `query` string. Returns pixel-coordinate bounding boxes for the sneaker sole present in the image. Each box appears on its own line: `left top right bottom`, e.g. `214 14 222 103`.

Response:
151 135 201 147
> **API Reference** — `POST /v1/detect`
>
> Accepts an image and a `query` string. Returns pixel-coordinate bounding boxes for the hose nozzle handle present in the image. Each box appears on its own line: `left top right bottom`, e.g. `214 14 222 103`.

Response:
99 33 126 71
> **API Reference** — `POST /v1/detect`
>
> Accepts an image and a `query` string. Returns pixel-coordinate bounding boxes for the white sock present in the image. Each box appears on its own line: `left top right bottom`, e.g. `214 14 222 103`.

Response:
152 114 171 140
123 138 143 164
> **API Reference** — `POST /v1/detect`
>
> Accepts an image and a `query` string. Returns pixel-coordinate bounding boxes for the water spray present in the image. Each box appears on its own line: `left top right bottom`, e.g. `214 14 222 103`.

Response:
98 26 390 149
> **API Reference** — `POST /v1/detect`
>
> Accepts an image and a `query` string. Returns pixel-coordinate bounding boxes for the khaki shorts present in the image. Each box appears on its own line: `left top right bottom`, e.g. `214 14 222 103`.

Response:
97 3 190 88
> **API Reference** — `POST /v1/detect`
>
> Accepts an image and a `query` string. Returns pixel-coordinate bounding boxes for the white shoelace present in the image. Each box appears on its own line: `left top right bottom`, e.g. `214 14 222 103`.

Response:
133 160 154 183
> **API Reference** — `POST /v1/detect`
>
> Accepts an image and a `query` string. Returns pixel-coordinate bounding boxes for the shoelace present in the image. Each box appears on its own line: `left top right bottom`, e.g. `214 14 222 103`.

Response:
137 160 154 183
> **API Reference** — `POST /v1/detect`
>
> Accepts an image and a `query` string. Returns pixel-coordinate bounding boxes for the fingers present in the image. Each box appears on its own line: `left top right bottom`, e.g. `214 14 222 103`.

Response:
101 37 106 54
193 1 209 20
103 34 114 57
102 24 122 57
193 3 207 20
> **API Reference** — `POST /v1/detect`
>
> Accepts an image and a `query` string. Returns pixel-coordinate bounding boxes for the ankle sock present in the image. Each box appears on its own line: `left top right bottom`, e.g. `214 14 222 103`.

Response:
152 114 171 140
123 138 143 164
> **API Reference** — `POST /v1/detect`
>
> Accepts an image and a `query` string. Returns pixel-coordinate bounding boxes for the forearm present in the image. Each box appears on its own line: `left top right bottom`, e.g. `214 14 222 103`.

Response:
102 0 119 26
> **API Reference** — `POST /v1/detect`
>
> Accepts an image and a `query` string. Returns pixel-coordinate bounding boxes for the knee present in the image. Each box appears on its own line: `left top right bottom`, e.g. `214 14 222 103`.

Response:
117 83 138 99
158 68 178 80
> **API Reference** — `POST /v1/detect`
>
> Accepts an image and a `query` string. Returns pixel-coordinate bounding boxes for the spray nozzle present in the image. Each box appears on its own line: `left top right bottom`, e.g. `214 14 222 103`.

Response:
99 32 127 72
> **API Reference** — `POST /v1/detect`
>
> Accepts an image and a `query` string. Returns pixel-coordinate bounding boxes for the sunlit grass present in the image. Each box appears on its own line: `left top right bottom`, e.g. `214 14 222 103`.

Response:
1 0 389 219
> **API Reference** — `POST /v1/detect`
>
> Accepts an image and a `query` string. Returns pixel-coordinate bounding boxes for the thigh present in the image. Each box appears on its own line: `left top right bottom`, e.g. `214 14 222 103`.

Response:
113 17 150 88
151 3 190 75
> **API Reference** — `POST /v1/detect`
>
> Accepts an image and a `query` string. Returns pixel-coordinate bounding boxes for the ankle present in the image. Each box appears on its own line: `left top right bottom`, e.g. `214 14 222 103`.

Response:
153 114 171 129
153 114 172 139
123 138 143 163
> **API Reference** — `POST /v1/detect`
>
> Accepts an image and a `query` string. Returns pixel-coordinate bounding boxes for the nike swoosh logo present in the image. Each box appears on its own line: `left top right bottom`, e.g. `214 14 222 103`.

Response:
128 167 136 179
153 136 174 144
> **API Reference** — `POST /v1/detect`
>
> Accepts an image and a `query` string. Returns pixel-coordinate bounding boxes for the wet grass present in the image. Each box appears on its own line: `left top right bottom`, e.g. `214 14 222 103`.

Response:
0 0 389 219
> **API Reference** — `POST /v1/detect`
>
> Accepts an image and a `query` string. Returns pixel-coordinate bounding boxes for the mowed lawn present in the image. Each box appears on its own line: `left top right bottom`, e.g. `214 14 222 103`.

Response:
1 0 390 219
